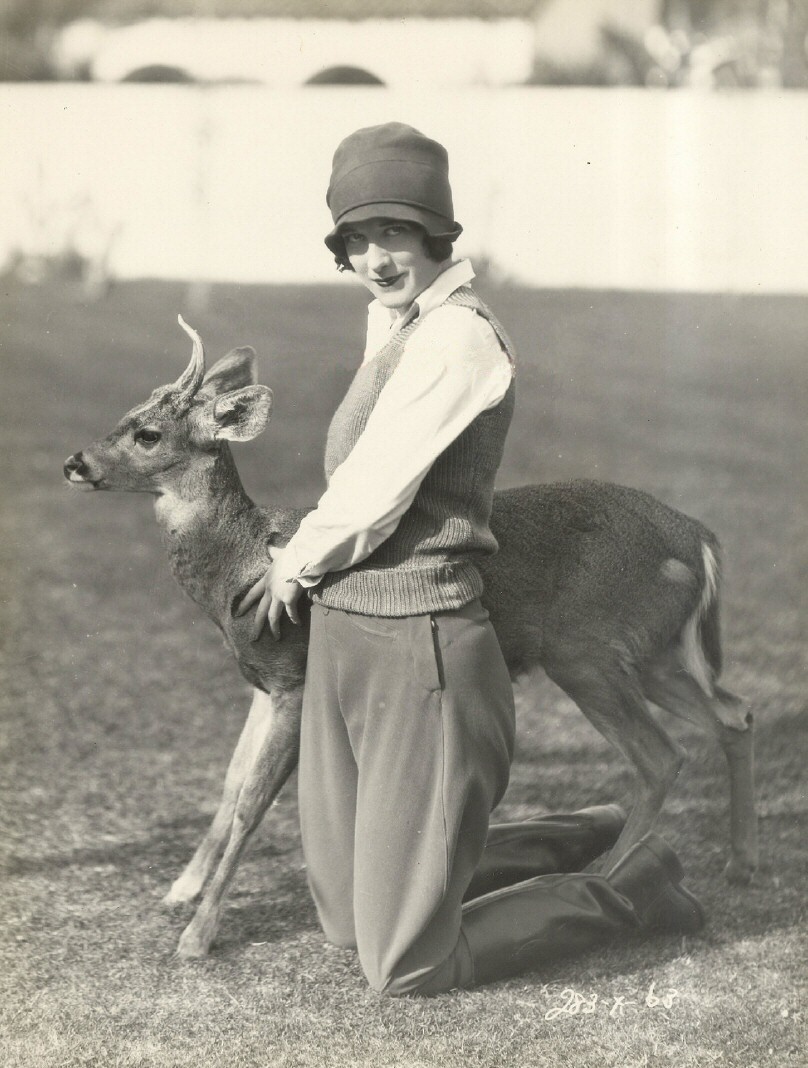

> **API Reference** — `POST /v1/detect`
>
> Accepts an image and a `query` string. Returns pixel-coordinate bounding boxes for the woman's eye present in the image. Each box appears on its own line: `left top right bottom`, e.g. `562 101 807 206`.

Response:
135 428 162 446
344 232 362 245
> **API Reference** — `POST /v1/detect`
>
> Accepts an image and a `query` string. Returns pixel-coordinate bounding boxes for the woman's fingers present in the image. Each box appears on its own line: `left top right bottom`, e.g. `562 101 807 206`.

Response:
237 572 268 615
250 590 272 641
285 596 302 627
245 559 302 642
252 592 302 642
268 597 286 641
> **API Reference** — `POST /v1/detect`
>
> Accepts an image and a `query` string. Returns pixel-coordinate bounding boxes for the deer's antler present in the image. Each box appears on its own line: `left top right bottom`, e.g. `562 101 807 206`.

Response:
173 314 206 404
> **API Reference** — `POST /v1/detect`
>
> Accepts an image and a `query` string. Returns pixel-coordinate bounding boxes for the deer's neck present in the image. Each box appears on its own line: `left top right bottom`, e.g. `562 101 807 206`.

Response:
153 447 264 611
154 446 251 532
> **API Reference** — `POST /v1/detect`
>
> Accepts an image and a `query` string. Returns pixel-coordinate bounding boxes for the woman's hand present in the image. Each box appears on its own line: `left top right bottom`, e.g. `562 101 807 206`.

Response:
237 547 304 642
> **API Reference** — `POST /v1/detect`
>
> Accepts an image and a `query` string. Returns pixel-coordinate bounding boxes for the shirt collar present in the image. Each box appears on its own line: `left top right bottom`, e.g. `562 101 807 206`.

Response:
364 259 476 359
407 258 476 321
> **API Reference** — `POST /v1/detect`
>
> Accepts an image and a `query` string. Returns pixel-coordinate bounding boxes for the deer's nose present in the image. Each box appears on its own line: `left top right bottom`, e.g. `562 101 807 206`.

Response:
64 452 88 480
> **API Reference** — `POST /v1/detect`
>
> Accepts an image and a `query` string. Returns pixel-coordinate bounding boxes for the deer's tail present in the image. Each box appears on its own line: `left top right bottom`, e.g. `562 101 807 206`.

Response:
679 540 724 695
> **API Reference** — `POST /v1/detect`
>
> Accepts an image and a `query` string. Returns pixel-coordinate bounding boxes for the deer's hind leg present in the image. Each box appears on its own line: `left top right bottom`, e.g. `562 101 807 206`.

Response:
642 652 757 885
174 686 302 958
544 650 686 872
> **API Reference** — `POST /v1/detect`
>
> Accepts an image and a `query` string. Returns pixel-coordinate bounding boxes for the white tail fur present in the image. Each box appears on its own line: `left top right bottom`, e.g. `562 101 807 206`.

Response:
678 542 721 697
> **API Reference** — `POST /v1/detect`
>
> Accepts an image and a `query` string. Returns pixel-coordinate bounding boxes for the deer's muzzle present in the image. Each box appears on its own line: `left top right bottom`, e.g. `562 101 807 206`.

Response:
64 452 101 489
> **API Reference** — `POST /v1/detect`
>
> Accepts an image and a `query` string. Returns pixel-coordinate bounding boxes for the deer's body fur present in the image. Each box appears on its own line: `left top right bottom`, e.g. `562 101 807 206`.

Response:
65 320 757 958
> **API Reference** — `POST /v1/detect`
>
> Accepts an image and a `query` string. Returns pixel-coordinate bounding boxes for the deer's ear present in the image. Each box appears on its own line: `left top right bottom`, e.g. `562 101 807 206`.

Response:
191 385 272 443
198 347 258 398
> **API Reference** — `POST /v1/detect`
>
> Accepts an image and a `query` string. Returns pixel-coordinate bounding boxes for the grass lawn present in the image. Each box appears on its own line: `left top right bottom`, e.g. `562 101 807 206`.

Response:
0 276 805 1067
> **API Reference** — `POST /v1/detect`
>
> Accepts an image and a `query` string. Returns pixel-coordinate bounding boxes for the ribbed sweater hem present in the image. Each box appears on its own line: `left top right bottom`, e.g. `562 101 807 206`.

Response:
312 562 484 617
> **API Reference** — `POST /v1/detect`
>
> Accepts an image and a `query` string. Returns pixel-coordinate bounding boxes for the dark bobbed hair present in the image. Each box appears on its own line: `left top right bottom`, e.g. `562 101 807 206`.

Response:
332 227 456 272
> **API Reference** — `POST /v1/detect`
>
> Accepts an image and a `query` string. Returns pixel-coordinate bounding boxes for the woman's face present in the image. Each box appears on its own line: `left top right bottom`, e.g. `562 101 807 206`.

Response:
341 218 448 313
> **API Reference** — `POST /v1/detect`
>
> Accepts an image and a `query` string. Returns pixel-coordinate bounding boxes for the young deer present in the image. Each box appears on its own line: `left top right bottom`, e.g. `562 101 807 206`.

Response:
64 317 757 959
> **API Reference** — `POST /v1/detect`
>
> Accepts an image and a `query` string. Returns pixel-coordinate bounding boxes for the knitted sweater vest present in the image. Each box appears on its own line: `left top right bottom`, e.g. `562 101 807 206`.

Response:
313 285 517 616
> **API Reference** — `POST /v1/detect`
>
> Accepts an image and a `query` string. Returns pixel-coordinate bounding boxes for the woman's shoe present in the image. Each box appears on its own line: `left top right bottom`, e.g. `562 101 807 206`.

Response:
607 833 706 935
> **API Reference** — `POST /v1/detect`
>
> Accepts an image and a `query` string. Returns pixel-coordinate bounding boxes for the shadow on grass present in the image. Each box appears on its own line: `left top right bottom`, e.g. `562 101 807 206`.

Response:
215 889 320 952
2 814 298 877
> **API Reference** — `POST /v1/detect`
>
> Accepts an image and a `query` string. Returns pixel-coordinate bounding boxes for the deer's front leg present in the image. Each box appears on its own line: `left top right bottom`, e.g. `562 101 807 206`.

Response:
164 687 271 906
175 687 302 959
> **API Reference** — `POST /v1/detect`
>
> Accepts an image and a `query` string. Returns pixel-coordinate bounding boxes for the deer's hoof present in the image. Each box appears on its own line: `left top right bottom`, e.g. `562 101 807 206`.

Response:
163 876 203 907
724 854 756 886
176 926 212 959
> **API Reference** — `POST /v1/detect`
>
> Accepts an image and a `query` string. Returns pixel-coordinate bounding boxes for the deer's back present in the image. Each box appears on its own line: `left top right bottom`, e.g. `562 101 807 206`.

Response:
483 481 717 676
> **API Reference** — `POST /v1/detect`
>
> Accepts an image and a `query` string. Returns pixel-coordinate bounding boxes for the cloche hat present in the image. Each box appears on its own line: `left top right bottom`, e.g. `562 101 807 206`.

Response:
324 122 463 256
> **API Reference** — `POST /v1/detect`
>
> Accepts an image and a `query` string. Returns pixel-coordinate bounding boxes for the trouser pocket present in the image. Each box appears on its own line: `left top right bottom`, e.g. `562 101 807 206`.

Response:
408 614 444 694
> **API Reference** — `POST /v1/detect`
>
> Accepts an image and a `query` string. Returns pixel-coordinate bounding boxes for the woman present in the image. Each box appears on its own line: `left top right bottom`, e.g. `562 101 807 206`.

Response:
241 122 704 996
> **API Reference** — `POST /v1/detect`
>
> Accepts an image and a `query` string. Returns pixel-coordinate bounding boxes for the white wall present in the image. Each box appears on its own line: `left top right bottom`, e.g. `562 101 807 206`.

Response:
2 85 807 292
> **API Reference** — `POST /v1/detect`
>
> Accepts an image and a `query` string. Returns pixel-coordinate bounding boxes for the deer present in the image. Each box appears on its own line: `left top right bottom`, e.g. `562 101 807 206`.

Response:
64 316 757 959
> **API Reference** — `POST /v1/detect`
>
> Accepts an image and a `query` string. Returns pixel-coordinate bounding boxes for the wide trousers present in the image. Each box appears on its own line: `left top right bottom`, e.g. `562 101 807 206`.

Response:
298 599 639 996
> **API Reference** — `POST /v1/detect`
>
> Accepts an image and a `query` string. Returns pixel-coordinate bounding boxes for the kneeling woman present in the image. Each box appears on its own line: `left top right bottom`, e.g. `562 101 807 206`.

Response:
241 122 704 996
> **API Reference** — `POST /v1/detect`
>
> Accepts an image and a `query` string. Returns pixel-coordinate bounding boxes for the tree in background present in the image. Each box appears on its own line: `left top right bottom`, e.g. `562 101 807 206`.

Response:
528 0 808 87
653 0 808 86
0 0 94 79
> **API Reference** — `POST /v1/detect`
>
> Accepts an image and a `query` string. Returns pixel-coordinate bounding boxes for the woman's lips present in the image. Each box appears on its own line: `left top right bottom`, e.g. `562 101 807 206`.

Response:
374 274 404 288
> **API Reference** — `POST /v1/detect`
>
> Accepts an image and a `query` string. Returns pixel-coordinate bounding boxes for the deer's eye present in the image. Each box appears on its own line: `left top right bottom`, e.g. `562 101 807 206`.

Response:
134 428 162 447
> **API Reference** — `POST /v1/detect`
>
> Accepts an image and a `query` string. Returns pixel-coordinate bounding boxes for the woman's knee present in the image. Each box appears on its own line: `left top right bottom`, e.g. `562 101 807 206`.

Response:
369 966 446 998
362 938 473 997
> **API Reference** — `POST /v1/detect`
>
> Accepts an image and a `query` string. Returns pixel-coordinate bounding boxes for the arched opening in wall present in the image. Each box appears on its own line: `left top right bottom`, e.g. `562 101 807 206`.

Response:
121 65 195 83
305 66 385 86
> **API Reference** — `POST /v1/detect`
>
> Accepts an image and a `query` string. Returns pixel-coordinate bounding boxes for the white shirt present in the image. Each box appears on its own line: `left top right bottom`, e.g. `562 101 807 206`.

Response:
282 259 514 586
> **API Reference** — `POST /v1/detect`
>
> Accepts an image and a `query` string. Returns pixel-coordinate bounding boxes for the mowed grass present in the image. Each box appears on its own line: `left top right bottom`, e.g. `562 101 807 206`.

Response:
1 276 805 1068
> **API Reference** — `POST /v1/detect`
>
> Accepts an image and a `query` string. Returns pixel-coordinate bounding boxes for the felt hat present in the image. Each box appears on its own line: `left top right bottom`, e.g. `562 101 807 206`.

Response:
324 122 463 256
